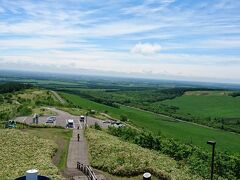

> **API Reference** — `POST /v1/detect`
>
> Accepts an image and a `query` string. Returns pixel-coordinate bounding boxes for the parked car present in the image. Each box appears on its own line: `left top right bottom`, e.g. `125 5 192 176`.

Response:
47 116 56 121
46 118 54 124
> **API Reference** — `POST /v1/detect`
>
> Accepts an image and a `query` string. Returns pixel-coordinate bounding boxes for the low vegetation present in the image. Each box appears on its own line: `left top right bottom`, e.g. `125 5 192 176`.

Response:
107 126 240 180
23 128 72 171
0 129 64 179
86 128 201 180
58 107 87 116
32 107 57 116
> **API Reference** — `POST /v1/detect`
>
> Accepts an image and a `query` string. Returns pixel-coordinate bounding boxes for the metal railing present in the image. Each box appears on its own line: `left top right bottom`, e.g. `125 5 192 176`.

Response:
77 162 98 180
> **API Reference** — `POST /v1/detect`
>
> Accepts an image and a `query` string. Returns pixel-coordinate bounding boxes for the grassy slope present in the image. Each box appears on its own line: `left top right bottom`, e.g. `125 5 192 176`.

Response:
86 128 201 180
162 94 240 118
61 92 240 153
0 89 60 121
0 129 64 179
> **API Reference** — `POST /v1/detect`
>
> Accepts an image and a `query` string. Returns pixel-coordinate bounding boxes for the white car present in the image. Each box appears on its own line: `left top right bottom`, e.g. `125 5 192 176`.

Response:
80 115 85 122
66 119 74 128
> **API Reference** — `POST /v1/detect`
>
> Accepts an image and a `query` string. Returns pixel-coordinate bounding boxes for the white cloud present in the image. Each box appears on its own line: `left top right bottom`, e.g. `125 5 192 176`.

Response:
131 42 162 55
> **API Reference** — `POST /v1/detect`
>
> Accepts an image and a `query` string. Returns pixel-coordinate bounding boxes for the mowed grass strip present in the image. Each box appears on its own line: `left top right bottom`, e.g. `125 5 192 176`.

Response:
61 93 240 153
86 128 201 180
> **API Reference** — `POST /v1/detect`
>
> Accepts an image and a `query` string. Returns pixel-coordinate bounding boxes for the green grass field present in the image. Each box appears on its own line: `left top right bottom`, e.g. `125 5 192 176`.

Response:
162 92 240 119
61 92 240 153
159 92 240 132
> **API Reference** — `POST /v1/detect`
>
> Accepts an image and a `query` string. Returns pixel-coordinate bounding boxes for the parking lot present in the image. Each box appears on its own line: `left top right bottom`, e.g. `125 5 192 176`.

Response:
15 107 110 129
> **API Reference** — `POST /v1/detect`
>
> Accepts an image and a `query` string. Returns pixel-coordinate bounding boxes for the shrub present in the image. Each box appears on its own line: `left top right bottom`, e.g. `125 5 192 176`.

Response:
120 115 128 122
94 122 102 130
17 105 32 116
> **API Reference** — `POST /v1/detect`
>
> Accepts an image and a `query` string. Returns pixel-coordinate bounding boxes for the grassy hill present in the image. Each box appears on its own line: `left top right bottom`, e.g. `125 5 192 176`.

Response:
86 128 201 180
160 91 240 132
64 88 240 132
61 92 240 153
0 89 61 122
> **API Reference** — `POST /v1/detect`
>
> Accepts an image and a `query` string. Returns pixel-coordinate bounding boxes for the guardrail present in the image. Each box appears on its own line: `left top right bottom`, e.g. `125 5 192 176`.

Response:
77 162 98 180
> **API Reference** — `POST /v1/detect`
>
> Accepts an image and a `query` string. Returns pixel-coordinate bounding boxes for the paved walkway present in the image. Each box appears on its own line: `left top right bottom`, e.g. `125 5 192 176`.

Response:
65 122 88 179
67 125 89 168
66 122 106 180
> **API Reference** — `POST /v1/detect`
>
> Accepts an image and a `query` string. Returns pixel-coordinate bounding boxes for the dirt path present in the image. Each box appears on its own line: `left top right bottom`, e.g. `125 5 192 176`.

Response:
51 90 66 104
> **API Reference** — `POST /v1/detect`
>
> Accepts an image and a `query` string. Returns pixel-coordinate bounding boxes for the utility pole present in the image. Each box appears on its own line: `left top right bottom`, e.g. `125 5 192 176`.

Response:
207 141 216 180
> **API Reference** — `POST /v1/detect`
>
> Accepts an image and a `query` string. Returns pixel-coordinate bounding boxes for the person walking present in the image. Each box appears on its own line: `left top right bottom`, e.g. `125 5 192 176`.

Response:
77 133 80 141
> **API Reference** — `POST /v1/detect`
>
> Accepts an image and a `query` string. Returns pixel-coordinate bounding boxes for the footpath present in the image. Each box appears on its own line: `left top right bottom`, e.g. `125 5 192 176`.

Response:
66 122 105 180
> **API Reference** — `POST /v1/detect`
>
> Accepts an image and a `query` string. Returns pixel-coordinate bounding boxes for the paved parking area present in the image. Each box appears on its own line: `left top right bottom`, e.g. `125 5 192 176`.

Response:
15 107 110 129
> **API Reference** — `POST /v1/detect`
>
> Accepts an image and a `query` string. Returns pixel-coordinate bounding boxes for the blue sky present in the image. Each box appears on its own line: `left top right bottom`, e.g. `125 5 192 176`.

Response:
0 0 240 82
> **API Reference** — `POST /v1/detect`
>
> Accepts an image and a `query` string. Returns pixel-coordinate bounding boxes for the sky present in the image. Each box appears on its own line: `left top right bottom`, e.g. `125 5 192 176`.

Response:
0 0 240 83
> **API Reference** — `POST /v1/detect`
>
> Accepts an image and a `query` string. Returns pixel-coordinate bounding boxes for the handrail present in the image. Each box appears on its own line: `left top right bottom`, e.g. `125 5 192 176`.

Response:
77 162 98 180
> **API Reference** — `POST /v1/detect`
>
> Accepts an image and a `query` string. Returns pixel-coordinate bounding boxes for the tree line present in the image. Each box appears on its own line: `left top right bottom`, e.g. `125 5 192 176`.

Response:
0 82 33 94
